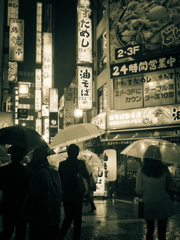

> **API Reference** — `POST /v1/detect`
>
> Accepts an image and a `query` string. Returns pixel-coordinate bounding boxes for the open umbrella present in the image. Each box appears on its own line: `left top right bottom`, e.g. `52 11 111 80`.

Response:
50 123 105 149
48 149 102 181
0 145 11 166
121 138 180 164
0 125 48 153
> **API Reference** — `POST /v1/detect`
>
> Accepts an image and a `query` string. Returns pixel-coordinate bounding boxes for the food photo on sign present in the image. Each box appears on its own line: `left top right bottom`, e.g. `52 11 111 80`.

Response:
110 0 180 62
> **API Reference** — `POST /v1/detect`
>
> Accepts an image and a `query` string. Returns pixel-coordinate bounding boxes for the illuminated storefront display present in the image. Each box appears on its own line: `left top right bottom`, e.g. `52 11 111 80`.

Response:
7 0 18 26
49 88 58 112
36 2 42 63
77 0 92 64
42 32 52 104
107 104 180 130
9 19 24 62
109 0 180 64
8 62 17 82
78 66 92 109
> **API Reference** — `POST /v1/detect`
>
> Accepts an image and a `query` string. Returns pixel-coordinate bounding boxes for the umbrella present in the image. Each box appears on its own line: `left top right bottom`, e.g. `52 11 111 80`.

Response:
50 123 105 149
121 138 180 164
48 149 102 181
0 125 48 153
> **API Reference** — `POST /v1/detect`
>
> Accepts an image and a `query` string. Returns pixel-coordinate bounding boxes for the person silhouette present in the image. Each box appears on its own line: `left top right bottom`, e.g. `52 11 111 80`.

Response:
0 146 28 240
58 144 90 240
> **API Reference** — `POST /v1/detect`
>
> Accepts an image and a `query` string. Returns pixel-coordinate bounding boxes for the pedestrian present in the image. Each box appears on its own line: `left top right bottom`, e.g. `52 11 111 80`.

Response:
86 173 96 212
0 146 28 240
58 144 90 240
135 145 176 240
23 145 62 240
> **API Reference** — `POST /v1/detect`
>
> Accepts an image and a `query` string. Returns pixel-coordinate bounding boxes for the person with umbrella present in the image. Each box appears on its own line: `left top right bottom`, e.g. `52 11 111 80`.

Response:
135 145 176 240
22 145 62 240
0 145 29 240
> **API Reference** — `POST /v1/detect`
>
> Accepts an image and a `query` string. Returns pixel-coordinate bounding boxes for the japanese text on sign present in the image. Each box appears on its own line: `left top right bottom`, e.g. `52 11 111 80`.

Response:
78 66 92 109
111 54 179 78
77 0 92 63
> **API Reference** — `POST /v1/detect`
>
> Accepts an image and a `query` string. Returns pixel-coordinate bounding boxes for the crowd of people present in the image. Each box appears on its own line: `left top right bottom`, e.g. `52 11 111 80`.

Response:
0 143 176 240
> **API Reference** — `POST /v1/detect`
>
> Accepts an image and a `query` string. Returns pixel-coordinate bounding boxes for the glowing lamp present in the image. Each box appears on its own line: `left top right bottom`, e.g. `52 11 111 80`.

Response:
74 109 83 118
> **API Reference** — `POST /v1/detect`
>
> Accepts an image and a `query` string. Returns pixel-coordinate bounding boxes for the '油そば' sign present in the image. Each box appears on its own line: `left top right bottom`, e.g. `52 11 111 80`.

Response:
78 66 92 110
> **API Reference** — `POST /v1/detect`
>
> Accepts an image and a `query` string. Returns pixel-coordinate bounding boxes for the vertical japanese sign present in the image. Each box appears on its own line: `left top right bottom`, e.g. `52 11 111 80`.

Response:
35 69 42 112
77 0 92 64
7 0 18 26
36 119 42 135
176 69 180 103
8 62 17 82
9 19 24 62
42 33 52 104
78 66 92 109
36 2 42 64
49 88 58 112
64 88 74 128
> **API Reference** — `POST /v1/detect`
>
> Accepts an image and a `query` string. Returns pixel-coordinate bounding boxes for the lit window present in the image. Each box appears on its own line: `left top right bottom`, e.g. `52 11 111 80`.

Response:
19 85 29 94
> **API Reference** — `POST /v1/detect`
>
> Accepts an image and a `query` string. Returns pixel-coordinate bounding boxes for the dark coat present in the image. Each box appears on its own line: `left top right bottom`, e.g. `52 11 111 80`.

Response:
24 162 62 225
0 162 29 215
58 157 90 201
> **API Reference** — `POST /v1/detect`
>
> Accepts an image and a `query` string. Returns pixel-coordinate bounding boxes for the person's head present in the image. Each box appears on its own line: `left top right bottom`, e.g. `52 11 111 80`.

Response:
10 146 27 163
30 145 49 171
67 144 80 158
142 145 164 178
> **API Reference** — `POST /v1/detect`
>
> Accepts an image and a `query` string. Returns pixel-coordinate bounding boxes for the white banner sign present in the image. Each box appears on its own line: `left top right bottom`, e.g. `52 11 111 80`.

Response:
9 19 24 62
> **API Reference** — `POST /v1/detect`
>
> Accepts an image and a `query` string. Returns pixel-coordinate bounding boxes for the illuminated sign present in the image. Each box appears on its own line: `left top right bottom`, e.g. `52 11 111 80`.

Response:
42 33 52 104
49 112 58 143
35 90 41 112
107 104 180 130
7 0 18 26
0 111 13 128
114 69 177 110
77 0 92 64
44 118 49 140
111 53 179 78
35 69 41 89
78 66 92 109
91 112 106 130
49 88 58 112
36 118 42 135
9 19 24 62
42 105 49 117
19 84 29 94
8 62 17 82
109 0 180 63
36 2 42 63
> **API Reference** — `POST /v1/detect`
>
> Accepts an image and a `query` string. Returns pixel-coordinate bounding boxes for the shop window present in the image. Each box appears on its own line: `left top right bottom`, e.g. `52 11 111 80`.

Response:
97 30 107 75
97 0 106 25
98 83 108 114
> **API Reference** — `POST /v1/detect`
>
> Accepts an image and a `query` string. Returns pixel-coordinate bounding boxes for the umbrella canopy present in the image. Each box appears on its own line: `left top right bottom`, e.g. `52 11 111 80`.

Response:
0 145 8 155
0 125 48 153
48 149 102 182
0 145 11 165
121 138 180 164
50 123 105 149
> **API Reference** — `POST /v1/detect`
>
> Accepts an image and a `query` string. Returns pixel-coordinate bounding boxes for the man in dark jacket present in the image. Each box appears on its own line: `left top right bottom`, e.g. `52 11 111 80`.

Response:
23 146 62 240
0 146 28 240
58 144 90 240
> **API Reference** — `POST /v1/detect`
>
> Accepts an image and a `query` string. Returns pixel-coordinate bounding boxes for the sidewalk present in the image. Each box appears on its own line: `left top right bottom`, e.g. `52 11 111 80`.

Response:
0 198 180 240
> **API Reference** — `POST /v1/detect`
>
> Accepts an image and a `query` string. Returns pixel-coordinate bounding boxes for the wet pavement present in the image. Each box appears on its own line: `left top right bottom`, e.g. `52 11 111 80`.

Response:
0 197 180 240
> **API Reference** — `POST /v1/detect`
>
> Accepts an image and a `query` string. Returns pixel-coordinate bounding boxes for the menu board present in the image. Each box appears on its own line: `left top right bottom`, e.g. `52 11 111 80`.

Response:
144 70 175 107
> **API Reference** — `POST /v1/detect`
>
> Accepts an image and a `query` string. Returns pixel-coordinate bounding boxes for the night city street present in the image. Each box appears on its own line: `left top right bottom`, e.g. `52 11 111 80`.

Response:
1 197 180 240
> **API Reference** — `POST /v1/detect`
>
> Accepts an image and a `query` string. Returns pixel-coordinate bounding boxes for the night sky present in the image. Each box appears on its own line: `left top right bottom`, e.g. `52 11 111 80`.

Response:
54 0 77 99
